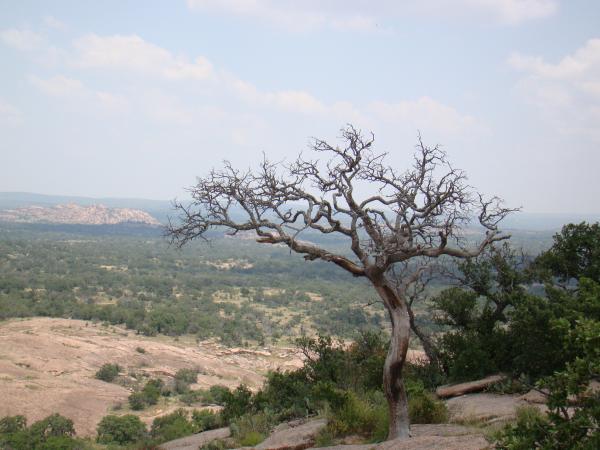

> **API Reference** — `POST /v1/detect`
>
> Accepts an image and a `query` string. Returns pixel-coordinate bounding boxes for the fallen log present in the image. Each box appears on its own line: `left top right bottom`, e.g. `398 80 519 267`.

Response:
436 374 507 399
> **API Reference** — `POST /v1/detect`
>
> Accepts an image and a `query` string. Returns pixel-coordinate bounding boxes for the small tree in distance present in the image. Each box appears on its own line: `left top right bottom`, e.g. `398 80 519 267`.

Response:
167 125 515 440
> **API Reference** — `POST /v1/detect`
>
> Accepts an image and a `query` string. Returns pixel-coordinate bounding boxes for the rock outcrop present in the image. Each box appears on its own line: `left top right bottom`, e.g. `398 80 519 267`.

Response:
158 427 231 450
0 203 160 225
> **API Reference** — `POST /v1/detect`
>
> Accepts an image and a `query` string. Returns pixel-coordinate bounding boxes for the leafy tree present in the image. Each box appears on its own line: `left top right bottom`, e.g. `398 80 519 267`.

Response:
0 413 79 450
96 414 147 445
534 222 600 284
221 385 254 423
496 319 600 449
167 126 514 439
150 409 195 443
434 241 600 381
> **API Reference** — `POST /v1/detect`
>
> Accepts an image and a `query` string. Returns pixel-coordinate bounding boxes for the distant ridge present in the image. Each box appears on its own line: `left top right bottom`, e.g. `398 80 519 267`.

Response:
0 192 598 231
0 203 161 226
0 192 174 223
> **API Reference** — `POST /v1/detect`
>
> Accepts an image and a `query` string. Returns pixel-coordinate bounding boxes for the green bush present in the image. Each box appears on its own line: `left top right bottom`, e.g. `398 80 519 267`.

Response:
230 412 275 447
175 368 199 384
408 392 448 424
128 392 146 410
0 413 79 450
325 391 388 441
28 413 75 441
191 409 222 432
128 378 164 410
200 440 228 450
180 390 202 405
142 378 163 405
94 363 121 382
151 409 195 443
221 385 254 422
495 319 600 450
97 414 147 445
0 415 27 434
239 430 264 446
494 406 548 450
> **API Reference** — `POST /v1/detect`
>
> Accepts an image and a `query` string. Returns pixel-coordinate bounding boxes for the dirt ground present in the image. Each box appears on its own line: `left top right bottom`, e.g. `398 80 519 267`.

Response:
0 317 304 436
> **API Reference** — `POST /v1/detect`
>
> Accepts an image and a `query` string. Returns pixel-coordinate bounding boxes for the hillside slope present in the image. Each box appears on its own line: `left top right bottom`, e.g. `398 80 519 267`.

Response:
0 318 303 436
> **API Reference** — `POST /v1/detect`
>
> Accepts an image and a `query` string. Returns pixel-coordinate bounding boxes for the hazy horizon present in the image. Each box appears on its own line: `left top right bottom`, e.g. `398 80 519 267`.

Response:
1 1 600 214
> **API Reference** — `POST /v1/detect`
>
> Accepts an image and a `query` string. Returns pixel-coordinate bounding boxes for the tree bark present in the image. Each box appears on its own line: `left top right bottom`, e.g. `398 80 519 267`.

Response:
375 283 411 440
407 306 441 369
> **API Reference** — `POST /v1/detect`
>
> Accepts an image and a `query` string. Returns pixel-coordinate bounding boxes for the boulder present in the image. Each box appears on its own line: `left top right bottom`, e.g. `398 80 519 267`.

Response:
446 393 546 424
158 427 231 450
312 424 489 450
519 389 548 404
253 418 327 450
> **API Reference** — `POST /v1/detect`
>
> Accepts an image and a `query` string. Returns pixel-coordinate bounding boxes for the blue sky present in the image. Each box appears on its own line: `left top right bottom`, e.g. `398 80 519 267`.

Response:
0 0 599 214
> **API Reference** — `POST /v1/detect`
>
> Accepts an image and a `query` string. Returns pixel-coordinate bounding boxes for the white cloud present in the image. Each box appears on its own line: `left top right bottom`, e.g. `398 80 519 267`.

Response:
186 0 378 32
29 74 86 97
0 99 22 127
509 38 600 140
422 0 558 25
186 0 557 30
0 28 43 51
18 31 481 137
43 16 66 30
369 97 479 135
28 75 130 113
72 34 214 80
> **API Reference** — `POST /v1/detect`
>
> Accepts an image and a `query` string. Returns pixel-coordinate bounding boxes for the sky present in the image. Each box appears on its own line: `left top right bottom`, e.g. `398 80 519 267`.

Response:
0 0 599 214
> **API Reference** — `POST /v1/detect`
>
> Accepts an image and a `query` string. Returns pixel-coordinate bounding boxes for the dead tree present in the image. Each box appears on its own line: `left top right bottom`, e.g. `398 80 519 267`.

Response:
166 125 514 440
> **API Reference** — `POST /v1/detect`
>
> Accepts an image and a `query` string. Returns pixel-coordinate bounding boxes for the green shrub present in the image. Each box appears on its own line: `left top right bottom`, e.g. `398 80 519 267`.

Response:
0 413 79 450
0 415 27 434
230 412 275 447
325 391 388 441
180 390 202 405
495 319 600 450
97 414 147 445
494 406 549 450
175 368 199 384
151 409 195 443
200 440 228 450
208 385 231 405
28 413 75 440
128 392 146 410
36 435 82 449
135 346 146 353
191 409 222 432
95 363 121 382
221 385 254 422
239 430 264 446
142 378 164 405
408 392 448 424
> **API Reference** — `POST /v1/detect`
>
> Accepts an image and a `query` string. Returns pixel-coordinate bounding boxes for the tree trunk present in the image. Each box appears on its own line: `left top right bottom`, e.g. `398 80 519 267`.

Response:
408 306 441 369
375 283 411 440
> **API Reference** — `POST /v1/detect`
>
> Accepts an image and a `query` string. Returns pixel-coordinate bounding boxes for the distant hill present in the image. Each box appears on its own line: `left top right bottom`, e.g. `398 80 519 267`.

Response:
0 192 173 223
0 203 160 226
1 192 598 231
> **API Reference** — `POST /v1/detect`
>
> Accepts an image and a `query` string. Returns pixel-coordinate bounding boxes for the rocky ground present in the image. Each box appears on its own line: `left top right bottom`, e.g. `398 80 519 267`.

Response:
159 420 491 450
0 317 304 435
